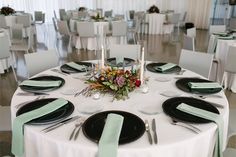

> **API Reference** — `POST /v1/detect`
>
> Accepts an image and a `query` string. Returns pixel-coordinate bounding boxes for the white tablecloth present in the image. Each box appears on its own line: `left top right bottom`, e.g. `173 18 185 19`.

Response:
0 29 12 74
11 63 229 157
215 38 236 93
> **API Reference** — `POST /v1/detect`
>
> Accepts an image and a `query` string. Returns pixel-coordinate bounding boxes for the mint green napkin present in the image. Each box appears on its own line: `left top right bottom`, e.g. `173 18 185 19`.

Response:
20 80 62 87
116 57 124 65
176 103 223 157
12 98 68 156
98 113 124 157
66 62 86 71
188 82 222 89
155 63 177 72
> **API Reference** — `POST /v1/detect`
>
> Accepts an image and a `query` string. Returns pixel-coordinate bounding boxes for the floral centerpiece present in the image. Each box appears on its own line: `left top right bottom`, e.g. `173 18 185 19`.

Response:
0 6 15 16
85 67 141 100
91 13 104 21
147 5 160 14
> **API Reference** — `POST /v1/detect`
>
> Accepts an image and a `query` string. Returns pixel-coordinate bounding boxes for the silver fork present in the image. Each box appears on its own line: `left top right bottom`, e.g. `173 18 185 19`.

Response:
171 118 201 134
69 118 85 140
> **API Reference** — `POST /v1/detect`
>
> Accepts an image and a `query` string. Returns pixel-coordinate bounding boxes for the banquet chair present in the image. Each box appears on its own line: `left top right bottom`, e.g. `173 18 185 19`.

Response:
104 10 113 18
52 18 59 39
76 21 97 52
0 35 18 83
109 44 141 60
34 11 45 24
207 35 217 54
221 45 236 89
24 50 59 77
187 27 196 38
59 9 67 20
223 148 236 157
10 25 33 54
179 12 187 27
209 25 226 35
165 13 181 41
183 34 195 51
53 10 58 19
57 20 76 53
10 24 24 44
127 16 141 44
111 21 127 44
179 49 214 78
16 14 32 37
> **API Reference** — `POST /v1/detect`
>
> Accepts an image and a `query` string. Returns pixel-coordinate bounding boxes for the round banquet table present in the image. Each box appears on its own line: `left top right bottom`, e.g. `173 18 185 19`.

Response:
11 61 229 157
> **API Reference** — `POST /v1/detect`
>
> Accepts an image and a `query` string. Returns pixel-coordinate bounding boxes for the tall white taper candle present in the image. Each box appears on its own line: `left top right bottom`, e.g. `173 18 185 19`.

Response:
140 47 144 84
101 45 105 69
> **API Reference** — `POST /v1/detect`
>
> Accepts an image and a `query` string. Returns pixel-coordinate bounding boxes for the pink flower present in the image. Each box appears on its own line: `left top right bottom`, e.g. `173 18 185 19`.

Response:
115 76 125 87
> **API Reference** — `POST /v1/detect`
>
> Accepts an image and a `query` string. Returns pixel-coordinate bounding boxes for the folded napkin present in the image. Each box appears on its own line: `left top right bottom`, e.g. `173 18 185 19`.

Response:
20 80 62 87
188 82 222 89
98 113 124 157
176 103 223 157
116 57 124 65
66 62 86 71
12 98 68 156
154 63 177 72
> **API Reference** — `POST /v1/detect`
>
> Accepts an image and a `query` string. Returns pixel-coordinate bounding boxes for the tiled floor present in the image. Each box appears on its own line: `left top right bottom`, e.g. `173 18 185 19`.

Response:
0 24 236 156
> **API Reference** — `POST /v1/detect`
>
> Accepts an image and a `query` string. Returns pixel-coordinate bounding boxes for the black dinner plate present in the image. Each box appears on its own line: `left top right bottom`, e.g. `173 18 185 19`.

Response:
146 62 181 73
60 62 94 73
162 97 219 123
82 110 145 144
106 57 135 67
19 76 65 92
16 98 74 125
176 78 222 94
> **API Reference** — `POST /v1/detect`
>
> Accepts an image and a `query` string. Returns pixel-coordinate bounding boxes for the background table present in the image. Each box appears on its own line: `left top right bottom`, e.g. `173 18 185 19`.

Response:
215 38 236 93
11 64 229 157
0 29 12 74
144 14 165 34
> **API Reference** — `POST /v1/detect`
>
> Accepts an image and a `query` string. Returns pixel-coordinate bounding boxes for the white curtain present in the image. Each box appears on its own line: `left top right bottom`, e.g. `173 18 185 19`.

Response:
0 0 212 28
186 0 212 29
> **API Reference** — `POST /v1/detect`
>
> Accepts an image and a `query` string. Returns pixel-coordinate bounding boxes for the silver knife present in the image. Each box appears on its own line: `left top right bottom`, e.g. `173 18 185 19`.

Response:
42 116 79 133
17 92 50 96
145 120 153 144
152 119 158 144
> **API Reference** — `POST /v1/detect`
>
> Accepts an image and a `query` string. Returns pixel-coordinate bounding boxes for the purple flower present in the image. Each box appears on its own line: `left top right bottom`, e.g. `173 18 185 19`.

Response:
115 76 125 87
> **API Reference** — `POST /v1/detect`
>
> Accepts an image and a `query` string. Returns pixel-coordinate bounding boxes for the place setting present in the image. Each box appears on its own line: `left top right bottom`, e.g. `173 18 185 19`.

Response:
81 110 146 144
146 62 183 74
12 97 77 156
60 61 94 74
19 75 65 93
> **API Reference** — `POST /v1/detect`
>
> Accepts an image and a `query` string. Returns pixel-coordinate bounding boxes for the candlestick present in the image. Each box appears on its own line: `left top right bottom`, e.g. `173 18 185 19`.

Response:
140 47 144 84
101 45 105 69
